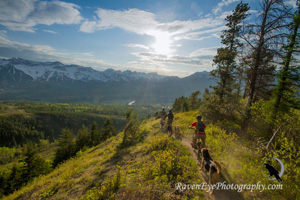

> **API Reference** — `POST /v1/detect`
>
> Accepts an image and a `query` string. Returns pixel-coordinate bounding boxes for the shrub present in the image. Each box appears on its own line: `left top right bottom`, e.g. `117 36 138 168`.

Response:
83 166 121 200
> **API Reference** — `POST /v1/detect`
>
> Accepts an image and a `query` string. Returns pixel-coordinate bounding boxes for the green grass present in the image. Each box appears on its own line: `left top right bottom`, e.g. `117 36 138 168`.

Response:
172 111 295 200
3 117 203 200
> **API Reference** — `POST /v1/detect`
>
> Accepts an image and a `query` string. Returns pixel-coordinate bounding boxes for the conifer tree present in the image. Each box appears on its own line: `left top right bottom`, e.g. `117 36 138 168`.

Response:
187 91 201 110
90 122 100 146
172 96 189 112
211 2 249 102
53 129 76 167
75 125 90 151
100 118 115 141
272 2 300 119
122 109 139 146
21 145 51 183
242 0 287 118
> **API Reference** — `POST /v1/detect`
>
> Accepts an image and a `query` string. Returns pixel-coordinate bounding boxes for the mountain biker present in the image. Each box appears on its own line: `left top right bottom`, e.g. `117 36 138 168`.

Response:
165 109 174 136
160 108 166 131
189 115 206 149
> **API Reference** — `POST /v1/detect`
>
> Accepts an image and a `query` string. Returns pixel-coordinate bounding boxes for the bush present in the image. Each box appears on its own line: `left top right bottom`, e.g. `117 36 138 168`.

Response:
261 131 300 199
0 147 22 164
139 135 201 198
83 166 121 200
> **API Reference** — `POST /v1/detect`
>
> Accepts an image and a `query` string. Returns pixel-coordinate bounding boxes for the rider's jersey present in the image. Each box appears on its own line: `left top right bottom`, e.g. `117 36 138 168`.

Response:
191 121 206 135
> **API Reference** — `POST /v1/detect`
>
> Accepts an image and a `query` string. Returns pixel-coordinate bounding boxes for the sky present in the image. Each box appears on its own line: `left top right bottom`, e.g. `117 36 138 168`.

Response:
0 0 297 77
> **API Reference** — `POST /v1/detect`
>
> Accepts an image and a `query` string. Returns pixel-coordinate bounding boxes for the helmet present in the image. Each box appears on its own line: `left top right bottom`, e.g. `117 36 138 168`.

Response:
196 115 202 120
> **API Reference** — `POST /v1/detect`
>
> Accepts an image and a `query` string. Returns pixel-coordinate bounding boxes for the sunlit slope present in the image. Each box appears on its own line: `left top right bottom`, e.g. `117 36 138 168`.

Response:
4 117 203 200
172 111 293 200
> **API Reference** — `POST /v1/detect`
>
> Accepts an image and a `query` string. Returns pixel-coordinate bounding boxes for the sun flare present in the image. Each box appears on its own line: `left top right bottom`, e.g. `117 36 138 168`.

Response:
150 30 173 56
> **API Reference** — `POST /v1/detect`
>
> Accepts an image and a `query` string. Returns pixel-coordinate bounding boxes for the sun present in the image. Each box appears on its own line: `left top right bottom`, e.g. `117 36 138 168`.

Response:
149 30 173 56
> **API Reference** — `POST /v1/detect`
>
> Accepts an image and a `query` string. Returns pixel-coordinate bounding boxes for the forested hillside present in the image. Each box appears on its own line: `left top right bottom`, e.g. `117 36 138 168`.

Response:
0 102 128 147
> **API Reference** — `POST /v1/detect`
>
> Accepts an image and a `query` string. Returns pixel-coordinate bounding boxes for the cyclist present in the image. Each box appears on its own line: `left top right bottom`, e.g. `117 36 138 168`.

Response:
189 115 206 149
165 109 174 136
160 108 166 131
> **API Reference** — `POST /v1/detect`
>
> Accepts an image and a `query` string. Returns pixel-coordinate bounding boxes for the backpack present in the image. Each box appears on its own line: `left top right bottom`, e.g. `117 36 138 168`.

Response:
168 112 174 120
196 121 205 133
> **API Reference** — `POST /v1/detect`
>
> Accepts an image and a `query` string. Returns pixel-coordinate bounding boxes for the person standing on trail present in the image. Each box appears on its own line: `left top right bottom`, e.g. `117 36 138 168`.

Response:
160 108 166 131
189 115 206 149
165 109 174 136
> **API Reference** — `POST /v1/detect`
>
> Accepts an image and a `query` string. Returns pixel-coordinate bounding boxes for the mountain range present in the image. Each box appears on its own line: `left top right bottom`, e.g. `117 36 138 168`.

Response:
0 58 215 104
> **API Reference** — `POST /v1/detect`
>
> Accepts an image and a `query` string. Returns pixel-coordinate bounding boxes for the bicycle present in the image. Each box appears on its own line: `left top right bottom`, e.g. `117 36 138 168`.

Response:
194 141 202 161
160 119 166 133
189 127 202 161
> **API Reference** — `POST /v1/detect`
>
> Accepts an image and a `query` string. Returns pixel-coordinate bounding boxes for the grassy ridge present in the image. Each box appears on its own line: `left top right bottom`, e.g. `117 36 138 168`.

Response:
4 117 202 200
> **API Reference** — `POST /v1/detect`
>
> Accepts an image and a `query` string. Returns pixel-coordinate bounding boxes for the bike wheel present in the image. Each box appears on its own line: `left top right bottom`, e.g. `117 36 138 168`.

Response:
197 142 202 160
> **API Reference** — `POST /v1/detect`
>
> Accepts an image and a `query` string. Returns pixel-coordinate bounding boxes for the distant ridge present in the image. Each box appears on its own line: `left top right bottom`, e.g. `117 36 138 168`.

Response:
0 57 165 82
0 57 215 104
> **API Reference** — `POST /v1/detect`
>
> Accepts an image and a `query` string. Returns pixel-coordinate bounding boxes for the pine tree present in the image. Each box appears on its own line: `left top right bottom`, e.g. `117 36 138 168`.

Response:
272 2 300 119
90 122 100 146
100 118 115 141
122 109 139 146
75 125 90 151
5 164 22 195
187 91 201 110
21 145 51 183
211 2 249 102
172 96 189 112
53 129 76 167
242 0 287 118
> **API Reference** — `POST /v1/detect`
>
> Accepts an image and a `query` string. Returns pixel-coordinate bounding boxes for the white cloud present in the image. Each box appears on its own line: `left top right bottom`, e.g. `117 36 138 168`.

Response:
212 0 240 15
160 18 223 35
32 1 82 25
125 44 150 50
0 35 114 70
286 0 297 8
190 47 219 58
0 0 83 32
79 8 223 38
43 30 59 35
174 26 226 40
218 11 233 20
0 0 36 22
80 20 98 33
79 7 224 59
80 8 159 35
130 46 219 68
0 30 7 36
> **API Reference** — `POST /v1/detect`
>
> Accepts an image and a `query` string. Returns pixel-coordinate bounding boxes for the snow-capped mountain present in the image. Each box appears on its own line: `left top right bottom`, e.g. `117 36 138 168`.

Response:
0 57 215 104
0 57 165 82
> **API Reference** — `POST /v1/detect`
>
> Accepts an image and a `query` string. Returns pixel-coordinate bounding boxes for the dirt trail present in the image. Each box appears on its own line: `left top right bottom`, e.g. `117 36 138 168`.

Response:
177 135 245 200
